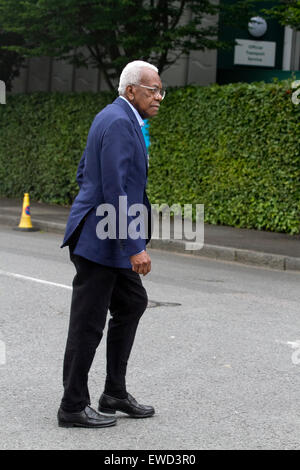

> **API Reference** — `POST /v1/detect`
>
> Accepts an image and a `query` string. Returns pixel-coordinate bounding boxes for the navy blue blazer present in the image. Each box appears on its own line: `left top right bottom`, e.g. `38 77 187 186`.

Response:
62 97 152 268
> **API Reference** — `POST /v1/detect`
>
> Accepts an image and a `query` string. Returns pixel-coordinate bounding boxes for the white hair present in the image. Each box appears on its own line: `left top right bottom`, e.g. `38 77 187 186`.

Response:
118 60 158 96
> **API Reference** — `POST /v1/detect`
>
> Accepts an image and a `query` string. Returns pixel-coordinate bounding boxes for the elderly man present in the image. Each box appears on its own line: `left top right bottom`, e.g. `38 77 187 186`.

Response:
57 61 165 428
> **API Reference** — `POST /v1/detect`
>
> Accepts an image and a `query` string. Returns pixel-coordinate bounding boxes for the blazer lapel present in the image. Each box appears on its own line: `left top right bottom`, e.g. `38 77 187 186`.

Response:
133 120 149 175
113 97 148 173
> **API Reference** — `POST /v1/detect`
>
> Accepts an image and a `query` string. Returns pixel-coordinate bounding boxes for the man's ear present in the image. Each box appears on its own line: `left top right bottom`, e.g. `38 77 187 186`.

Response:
126 85 134 102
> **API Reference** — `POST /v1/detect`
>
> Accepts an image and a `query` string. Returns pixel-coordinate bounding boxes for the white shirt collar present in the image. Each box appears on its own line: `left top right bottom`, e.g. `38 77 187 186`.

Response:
119 96 145 127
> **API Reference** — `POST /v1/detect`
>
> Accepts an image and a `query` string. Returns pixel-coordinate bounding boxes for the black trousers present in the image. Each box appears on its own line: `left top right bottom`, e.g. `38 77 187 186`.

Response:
61 251 148 412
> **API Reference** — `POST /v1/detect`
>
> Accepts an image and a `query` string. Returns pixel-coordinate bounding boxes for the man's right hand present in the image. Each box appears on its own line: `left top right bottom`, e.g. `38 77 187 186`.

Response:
130 250 151 276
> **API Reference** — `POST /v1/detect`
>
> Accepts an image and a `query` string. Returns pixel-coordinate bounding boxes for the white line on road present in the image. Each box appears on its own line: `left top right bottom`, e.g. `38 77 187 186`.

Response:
0 269 72 290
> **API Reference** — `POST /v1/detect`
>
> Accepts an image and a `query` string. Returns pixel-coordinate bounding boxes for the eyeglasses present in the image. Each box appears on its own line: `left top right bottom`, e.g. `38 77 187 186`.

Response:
133 84 166 100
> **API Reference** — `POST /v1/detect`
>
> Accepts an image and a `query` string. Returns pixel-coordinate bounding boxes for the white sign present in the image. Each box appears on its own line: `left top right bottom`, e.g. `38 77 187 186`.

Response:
234 39 276 67
0 80 5 104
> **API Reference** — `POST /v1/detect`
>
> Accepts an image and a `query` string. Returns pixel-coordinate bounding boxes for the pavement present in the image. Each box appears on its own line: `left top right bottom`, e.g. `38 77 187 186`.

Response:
1 227 300 450
1 197 300 272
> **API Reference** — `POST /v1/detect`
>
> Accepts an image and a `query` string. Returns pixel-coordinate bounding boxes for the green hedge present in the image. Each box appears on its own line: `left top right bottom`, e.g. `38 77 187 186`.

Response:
0 91 115 205
0 81 299 234
149 81 300 234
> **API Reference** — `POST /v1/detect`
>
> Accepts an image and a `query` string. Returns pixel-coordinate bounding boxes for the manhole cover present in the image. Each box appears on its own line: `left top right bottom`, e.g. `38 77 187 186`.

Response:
147 300 181 308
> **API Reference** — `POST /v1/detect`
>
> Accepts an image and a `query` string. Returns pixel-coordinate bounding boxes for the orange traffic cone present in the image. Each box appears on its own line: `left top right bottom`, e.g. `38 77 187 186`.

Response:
15 193 38 232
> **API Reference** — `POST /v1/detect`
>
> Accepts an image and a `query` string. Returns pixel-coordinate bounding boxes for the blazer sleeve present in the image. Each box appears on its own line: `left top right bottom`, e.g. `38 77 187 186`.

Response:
76 148 87 188
100 118 146 257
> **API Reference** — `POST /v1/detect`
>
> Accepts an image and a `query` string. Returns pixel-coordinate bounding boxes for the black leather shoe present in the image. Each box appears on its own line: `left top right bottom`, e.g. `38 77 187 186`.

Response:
98 393 155 418
57 405 117 428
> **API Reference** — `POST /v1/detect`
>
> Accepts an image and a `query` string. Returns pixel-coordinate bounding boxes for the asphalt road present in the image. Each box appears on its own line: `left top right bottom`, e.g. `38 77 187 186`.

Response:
0 225 300 450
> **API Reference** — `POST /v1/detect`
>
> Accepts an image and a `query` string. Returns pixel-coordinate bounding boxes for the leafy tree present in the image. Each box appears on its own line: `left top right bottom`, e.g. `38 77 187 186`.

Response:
0 0 256 90
263 0 300 30
0 30 24 91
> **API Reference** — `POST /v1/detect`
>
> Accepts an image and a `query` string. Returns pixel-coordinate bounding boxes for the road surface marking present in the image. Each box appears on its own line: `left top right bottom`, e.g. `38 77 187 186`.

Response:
0 269 72 290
